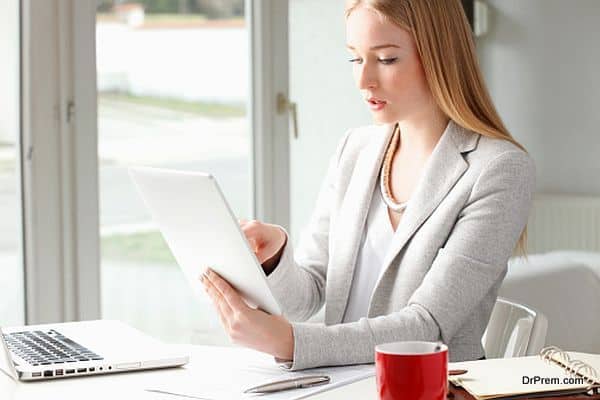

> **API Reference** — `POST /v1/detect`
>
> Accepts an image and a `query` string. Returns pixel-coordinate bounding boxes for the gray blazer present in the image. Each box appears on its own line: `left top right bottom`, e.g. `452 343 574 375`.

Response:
266 120 535 370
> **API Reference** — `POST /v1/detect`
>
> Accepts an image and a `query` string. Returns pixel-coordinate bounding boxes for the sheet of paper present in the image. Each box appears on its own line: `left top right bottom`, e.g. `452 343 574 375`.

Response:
145 346 375 400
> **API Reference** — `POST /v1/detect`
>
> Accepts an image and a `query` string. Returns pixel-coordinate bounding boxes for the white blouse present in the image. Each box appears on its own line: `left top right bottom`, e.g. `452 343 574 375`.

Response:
342 181 396 323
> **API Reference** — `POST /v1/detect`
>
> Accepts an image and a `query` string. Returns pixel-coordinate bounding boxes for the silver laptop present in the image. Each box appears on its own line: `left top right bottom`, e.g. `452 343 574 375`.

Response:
0 320 188 381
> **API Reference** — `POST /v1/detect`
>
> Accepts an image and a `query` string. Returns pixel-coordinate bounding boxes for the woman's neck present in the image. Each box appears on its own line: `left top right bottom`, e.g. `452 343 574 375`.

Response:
396 108 450 155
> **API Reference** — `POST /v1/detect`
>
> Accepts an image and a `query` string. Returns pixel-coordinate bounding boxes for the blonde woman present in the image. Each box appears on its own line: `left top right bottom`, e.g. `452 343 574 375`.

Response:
200 0 535 370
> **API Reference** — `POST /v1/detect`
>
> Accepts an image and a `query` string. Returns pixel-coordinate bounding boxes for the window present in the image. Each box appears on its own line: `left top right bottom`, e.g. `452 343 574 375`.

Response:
97 0 250 344
17 0 287 326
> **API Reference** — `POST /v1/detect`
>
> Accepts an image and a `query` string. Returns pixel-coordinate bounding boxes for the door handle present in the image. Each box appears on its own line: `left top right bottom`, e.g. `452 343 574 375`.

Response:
277 93 298 139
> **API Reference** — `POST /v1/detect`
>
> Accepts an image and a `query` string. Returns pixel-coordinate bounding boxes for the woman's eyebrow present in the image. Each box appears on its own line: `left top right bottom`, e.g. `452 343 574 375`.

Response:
346 44 402 50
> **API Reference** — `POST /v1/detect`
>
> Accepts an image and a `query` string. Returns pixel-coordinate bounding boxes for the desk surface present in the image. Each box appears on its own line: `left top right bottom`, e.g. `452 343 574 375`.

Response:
2 346 600 400
0 344 375 400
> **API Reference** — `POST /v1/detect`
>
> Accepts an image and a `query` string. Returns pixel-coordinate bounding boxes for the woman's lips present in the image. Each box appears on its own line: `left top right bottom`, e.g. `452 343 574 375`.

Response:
367 98 387 111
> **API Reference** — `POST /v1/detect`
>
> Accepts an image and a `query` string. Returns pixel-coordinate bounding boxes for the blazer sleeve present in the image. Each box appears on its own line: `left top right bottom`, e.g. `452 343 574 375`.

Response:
284 150 536 370
265 130 352 322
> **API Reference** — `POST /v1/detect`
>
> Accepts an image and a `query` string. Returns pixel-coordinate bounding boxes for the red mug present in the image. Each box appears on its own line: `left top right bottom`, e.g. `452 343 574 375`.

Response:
375 341 448 400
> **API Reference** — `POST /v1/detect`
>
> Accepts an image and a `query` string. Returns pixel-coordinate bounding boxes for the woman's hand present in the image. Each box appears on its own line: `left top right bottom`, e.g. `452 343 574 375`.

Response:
200 268 294 361
239 219 287 274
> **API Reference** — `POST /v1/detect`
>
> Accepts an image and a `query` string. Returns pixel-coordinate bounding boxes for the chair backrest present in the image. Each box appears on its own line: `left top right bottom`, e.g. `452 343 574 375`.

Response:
482 297 548 358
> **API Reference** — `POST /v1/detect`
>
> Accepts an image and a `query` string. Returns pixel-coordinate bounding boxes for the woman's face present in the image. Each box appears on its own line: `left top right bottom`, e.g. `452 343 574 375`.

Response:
346 7 434 124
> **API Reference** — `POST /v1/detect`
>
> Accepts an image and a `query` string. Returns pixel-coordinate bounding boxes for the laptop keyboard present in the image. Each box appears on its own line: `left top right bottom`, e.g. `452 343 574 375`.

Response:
2 329 104 366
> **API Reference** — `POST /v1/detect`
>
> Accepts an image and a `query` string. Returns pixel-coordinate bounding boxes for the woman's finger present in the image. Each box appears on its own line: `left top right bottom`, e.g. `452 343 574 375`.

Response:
202 274 233 321
239 223 260 255
240 221 261 251
205 269 249 312
247 237 259 253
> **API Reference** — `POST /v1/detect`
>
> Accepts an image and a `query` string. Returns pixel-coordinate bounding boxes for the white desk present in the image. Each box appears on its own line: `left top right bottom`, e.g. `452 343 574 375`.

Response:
309 378 376 400
0 344 377 399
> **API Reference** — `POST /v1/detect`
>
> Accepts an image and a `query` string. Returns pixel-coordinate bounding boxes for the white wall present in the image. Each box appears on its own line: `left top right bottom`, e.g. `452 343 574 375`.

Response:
289 0 600 239
477 0 600 195
0 0 19 143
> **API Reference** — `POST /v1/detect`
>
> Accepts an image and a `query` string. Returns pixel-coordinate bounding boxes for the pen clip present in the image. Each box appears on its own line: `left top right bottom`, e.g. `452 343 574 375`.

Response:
299 375 330 388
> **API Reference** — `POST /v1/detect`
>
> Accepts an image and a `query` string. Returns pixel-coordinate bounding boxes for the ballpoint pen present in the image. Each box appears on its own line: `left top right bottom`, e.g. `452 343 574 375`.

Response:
243 375 331 394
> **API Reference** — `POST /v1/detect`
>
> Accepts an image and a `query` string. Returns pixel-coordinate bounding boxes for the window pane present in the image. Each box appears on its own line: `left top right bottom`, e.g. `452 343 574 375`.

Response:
97 0 249 344
0 0 25 326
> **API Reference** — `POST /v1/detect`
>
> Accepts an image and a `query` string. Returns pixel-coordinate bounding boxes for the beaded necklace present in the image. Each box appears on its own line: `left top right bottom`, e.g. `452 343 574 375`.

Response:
379 124 408 213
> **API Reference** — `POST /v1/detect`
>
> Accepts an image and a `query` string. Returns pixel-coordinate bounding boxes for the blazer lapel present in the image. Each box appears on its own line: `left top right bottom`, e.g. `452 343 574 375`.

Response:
378 121 480 281
325 123 395 325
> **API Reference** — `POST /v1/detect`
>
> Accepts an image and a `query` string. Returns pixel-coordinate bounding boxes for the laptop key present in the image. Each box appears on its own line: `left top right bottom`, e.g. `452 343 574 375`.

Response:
7 329 104 369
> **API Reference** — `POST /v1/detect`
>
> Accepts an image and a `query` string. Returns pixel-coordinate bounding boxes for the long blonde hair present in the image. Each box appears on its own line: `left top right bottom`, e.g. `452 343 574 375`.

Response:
346 0 528 255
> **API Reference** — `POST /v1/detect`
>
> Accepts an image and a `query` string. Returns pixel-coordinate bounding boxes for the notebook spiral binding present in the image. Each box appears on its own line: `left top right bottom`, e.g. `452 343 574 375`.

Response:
540 346 600 395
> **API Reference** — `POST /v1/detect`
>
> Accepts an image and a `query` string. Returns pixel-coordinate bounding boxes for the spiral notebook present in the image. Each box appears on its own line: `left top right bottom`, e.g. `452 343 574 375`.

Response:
449 346 600 399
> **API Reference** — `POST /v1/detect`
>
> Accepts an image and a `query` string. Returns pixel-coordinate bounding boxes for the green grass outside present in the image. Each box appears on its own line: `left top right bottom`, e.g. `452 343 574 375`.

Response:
0 160 15 174
142 14 208 24
101 231 177 264
99 92 246 118
0 140 16 174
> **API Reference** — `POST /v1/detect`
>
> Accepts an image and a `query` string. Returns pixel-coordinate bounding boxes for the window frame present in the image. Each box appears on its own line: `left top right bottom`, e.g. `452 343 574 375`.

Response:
21 0 100 323
249 0 290 228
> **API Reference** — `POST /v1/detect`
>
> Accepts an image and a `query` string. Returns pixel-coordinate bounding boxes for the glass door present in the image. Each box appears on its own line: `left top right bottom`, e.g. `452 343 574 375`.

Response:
0 0 25 326
96 0 250 344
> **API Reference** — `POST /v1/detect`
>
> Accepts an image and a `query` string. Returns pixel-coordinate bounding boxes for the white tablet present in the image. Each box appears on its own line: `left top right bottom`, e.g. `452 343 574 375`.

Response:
128 167 282 316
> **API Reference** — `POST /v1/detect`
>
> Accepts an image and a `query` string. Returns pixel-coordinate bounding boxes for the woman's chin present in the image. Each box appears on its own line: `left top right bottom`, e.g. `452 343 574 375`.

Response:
372 113 398 125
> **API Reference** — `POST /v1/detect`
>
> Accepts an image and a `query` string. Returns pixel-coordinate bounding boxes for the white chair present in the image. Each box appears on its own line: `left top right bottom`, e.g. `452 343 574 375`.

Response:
482 297 548 358
502 253 600 353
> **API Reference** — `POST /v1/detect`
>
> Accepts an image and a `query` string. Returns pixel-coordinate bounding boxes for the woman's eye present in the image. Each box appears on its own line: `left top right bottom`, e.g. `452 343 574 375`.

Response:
347 57 398 65
378 57 398 65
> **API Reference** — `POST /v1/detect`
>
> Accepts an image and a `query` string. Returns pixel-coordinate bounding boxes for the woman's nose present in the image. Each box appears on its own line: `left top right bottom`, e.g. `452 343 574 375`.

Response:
357 65 377 90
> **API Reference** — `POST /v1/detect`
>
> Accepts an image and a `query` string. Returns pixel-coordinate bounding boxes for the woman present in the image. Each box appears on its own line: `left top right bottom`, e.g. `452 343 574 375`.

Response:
200 0 535 370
